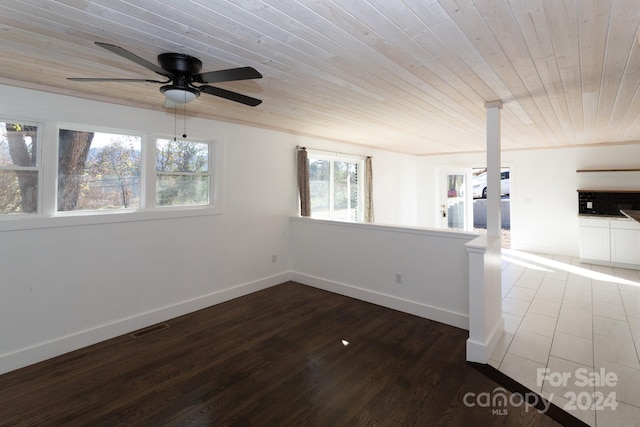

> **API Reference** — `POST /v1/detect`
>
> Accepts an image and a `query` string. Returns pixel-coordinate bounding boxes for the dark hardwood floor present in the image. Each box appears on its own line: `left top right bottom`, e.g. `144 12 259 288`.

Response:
0 282 561 426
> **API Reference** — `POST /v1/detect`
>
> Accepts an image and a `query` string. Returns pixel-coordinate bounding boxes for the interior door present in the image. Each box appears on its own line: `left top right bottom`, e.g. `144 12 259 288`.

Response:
439 169 472 231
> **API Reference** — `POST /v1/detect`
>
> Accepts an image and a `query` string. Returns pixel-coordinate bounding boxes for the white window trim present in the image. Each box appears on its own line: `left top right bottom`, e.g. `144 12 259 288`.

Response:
307 150 365 222
0 123 223 232
154 137 213 208
0 118 45 215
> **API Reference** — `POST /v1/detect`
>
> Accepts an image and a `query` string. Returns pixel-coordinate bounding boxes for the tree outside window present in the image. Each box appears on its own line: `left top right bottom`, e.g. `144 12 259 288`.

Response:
0 122 39 214
156 139 210 207
57 129 141 211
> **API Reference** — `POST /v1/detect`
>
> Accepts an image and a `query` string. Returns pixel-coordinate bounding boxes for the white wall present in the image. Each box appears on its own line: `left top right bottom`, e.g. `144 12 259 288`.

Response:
417 143 640 256
290 217 475 329
0 85 416 373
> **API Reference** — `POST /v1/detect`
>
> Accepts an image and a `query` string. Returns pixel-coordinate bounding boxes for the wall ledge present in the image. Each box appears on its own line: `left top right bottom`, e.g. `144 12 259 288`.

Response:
291 216 477 240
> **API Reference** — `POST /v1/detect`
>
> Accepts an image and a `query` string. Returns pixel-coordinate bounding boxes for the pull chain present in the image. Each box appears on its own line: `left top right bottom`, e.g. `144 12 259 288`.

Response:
183 99 187 138
173 101 177 141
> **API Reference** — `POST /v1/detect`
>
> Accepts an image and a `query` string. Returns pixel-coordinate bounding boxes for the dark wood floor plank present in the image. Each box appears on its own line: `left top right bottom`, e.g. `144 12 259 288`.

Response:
0 282 561 427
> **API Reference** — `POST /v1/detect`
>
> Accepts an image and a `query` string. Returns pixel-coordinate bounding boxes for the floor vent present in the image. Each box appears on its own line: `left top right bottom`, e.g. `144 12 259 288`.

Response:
130 323 169 339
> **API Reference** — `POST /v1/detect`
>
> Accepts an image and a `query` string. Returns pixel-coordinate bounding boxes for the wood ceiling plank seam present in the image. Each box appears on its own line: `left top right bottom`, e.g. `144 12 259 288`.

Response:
4 0 284 95
238 61 486 138
606 50 640 135
0 54 330 130
610 47 640 139
408 0 524 105
428 4 548 146
618 105 640 142
86 0 295 70
5 1 171 54
612 67 640 142
0 3 212 75
268 3 492 134
0 17 172 79
0 34 484 150
542 0 585 145
596 1 640 135
190 0 407 101
368 0 496 100
400 0 550 144
360 0 494 117
261 0 437 103
433 0 561 144
109 0 335 63
577 0 610 144
325 0 488 113
147 0 437 112
507 0 578 145
464 0 561 146
1 2 310 106
20 80 351 145
191 0 394 84
470 0 568 147
92 0 490 138
315 0 491 125
0 30 167 82
0 66 480 155
3 0 639 154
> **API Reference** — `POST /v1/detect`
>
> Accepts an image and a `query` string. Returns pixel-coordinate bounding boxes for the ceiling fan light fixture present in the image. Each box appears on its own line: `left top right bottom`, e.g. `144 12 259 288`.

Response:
161 85 199 103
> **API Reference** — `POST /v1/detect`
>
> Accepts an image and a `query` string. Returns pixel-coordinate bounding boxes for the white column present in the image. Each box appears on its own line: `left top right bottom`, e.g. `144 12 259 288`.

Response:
465 101 504 364
485 101 502 236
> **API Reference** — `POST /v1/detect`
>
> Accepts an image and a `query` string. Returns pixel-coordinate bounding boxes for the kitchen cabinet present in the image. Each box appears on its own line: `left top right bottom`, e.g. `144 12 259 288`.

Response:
610 219 640 265
579 217 640 269
579 218 611 262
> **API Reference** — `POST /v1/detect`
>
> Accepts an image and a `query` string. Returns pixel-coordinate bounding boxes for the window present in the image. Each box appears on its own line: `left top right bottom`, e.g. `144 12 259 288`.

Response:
0 118 219 229
308 154 363 221
57 128 141 211
156 138 210 207
0 121 40 214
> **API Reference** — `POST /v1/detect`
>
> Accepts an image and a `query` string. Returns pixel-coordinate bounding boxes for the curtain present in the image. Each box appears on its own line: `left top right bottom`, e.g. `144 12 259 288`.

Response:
364 156 374 222
297 147 310 216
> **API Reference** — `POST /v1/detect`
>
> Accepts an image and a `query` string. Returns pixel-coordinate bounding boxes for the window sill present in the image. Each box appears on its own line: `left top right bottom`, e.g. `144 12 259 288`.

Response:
0 206 222 232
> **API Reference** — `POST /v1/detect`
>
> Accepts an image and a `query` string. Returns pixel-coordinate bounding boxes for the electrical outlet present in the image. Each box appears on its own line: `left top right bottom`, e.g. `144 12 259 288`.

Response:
272 254 277 263
395 273 402 284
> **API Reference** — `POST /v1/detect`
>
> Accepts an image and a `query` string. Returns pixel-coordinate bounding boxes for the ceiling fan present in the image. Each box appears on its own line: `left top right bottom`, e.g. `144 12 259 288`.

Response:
68 42 262 106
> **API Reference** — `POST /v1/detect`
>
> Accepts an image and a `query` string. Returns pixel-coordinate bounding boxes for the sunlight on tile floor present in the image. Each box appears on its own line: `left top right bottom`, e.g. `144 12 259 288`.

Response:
491 250 640 427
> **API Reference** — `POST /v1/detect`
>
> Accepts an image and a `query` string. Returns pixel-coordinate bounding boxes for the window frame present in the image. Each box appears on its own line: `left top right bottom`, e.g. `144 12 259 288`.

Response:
307 150 365 222
154 137 212 208
0 119 44 216
0 120 223 232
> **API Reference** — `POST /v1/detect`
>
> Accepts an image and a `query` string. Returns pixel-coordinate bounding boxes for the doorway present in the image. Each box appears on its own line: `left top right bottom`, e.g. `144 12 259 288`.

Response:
439 169 473 231
472 167 511 248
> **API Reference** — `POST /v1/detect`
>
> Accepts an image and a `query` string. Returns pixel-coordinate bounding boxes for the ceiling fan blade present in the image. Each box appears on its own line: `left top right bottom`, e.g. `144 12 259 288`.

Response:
195 66 262 84
200 85 262 106
67 77 166 83
95 42 170 76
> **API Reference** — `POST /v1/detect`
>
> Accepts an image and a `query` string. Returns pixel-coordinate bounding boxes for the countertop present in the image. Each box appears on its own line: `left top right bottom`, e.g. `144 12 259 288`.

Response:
621 210 640 223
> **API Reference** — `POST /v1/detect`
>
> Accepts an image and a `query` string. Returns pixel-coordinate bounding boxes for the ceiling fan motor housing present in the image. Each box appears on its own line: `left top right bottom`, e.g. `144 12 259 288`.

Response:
158 53 202 76
158 53 202 100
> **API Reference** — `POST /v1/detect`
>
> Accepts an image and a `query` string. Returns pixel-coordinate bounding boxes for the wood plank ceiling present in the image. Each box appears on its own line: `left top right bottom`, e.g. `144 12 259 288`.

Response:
1 0 640 155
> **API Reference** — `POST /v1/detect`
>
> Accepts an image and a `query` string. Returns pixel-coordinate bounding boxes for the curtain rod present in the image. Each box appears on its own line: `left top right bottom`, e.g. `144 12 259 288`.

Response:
296 145 371 159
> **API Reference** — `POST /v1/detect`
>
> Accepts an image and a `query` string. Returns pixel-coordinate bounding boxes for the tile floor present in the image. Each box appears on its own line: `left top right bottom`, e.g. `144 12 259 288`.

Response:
490 249 640 427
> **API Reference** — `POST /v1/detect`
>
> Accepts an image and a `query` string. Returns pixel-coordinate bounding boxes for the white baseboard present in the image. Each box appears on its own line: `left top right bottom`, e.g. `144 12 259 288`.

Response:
291 272 469 330
466 316 504 363
0 272 291 375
